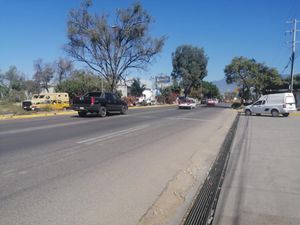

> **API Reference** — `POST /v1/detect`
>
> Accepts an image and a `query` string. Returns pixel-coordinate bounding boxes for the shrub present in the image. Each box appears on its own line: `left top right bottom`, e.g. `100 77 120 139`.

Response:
231 102 242 109
122 96 137 107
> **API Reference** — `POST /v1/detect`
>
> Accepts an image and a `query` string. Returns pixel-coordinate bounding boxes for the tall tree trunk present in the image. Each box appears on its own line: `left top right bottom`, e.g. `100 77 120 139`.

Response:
241 83 244 105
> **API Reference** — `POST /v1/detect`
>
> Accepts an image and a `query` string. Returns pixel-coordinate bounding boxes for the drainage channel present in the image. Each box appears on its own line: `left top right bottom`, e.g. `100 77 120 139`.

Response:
182 113 240 225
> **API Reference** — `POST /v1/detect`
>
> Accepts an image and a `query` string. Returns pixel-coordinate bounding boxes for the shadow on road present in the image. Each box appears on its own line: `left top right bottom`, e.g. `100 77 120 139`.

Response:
71 113 125 119
240 114 286 118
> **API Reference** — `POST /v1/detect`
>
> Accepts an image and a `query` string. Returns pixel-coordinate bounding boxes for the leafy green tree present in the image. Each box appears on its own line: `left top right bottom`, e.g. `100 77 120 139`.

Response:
202 81 220 98
55 70 109 98
157 86 177 104
285 74 300 86
224 56 282 101
65 0 165 92
3 66 25 91
160 86 172 98
0 69 8 99
295 74 300 84
0 66 26 102
189 88 202 99
33 59 55 93
130 78 145 96
171 45 208 97
169 82 181 95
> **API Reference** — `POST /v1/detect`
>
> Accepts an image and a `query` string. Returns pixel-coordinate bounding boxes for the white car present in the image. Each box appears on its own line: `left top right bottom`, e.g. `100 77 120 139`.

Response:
244 92 296 117
178 97 197 109
206 99 216 106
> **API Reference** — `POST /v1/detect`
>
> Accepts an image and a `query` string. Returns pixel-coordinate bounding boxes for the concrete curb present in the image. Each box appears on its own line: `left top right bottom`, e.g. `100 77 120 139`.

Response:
0 104 176 120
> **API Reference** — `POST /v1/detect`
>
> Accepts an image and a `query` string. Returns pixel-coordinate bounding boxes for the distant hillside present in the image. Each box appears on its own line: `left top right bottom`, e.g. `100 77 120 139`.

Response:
211 78 236 94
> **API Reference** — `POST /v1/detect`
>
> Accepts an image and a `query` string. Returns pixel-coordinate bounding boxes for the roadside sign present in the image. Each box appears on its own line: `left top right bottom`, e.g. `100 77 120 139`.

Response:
155 76 170 83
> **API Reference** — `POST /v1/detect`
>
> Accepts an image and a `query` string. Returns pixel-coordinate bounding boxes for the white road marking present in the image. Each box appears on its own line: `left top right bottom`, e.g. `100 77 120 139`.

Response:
18 170 28 175
166 117 212 122
0 108 175 136
1 169 17 178
0 119 105 136
128 108 176 117
76 125 149 145
1 169 16 175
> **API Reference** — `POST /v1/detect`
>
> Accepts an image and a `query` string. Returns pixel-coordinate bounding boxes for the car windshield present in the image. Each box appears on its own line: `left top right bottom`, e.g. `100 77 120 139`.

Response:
179 98 193 103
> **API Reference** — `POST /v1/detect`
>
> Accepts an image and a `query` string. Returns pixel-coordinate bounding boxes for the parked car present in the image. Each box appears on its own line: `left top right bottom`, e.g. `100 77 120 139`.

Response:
244 92 296 117
178 97 197 109
22 92 70 111
200 99 207 104
72 92 128 117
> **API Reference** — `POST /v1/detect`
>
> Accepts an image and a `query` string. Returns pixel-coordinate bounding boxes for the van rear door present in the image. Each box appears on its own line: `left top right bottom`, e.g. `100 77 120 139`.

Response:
285 95 296 111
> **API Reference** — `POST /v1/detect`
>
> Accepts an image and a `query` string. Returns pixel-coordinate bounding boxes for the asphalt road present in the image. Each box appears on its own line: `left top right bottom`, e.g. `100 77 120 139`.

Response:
0 105 235 225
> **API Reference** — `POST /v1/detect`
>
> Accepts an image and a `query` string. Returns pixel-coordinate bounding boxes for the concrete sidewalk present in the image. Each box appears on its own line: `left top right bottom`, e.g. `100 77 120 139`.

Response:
213 114 300 225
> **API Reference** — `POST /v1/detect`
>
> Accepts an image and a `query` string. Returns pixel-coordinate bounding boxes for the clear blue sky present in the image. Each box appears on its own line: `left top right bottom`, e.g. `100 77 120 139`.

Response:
1 0 300 81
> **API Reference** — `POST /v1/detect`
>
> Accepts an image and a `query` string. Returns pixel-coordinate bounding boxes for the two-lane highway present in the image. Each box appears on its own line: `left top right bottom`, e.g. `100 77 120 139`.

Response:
0 105 236 225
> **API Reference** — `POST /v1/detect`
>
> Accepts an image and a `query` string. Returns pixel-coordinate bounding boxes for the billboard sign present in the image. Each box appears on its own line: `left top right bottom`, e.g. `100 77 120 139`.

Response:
155 76 170 83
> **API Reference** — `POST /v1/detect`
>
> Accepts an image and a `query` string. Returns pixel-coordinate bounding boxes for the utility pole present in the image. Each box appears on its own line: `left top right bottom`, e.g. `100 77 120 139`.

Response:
287 19 300 92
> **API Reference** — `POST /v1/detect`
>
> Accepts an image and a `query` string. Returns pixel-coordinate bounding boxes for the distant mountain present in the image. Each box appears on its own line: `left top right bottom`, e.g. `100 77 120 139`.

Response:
211 78 236 94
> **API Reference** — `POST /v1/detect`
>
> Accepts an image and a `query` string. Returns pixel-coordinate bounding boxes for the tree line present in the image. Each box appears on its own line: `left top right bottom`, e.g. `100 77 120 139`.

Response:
224 56 300 103
0 58 73 102
1 0 297 105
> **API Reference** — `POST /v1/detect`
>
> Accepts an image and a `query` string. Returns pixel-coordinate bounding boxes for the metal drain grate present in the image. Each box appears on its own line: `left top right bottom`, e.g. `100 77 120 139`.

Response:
182 114 240 225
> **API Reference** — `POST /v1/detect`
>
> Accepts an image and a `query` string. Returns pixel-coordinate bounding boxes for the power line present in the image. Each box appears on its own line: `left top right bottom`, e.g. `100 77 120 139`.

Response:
281 58 291 75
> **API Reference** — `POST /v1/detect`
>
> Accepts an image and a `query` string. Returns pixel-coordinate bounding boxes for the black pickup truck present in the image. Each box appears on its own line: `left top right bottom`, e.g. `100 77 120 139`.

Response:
72 92 128 117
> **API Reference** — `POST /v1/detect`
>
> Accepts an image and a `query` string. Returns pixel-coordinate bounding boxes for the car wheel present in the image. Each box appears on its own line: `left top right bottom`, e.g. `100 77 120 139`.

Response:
98 106 107 117
120 105 128 115
78 111 87 117
245 109 252 116
282 113 289 117
271 109 279 117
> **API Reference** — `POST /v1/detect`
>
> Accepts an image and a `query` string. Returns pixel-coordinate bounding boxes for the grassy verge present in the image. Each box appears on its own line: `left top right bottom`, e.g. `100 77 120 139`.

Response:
0 102 33 115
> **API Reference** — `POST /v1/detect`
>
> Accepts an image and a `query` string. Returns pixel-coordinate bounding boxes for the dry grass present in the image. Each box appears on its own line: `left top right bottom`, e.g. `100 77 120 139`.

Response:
0 102 32 115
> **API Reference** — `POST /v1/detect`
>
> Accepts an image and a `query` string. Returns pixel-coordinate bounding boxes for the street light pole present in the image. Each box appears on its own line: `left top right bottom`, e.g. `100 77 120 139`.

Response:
290 19 297 92
287 18 300 92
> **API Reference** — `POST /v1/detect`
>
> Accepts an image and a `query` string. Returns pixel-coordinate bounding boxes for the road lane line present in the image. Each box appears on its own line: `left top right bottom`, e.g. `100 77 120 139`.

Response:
166 117 212 122
128 108 176 117
0 108 175 136
0 116 128 136
76 125 149 145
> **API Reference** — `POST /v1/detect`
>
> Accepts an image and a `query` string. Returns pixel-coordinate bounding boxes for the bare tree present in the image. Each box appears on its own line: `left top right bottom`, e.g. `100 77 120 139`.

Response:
65 0 165 91
2 66 25 91
33 59 54 93
56 58 73 83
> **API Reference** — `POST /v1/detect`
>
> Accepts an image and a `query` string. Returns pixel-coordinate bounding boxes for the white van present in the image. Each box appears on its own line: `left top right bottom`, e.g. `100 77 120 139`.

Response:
245 93 296 117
